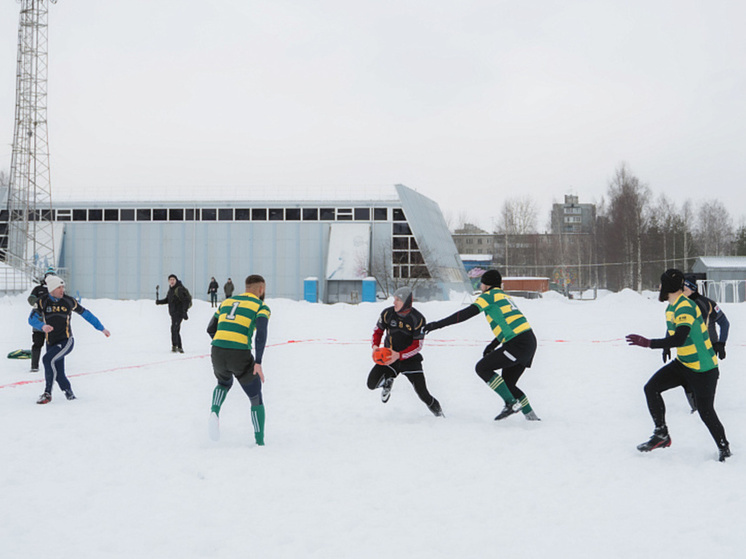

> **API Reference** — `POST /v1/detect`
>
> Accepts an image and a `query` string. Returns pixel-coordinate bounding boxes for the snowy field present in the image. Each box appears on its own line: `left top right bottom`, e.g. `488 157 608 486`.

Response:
1 289 745 558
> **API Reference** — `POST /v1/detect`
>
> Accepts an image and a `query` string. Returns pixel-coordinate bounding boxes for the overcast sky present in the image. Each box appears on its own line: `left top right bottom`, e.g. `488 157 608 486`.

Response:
1 0 745 231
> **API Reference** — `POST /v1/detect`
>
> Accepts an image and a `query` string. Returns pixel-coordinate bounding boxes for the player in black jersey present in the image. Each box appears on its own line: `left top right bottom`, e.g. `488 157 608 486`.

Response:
28 275 111 404
26 267 55 372
367 286 443 417
681 275 730 413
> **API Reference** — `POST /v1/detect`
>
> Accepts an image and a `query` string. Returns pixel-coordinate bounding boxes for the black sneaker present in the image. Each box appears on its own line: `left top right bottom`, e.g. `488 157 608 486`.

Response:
494 400 522 421
177 347 184 354
381 378 394 403
30 367 39 373
171 346 178 353
637 428 671 452
37 392 52 405
718 446 732 462
429 400 445 417
64 390 76 401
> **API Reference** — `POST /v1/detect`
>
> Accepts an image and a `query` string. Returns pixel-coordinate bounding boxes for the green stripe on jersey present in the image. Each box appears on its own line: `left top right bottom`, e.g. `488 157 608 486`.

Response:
474 288 531 343
666 294 717 372
212 293 271 350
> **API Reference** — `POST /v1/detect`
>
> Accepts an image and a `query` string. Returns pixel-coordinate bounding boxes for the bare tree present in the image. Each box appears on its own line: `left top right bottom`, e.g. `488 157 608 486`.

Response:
606 163 651 291
695 199 733 256
497 196 539 235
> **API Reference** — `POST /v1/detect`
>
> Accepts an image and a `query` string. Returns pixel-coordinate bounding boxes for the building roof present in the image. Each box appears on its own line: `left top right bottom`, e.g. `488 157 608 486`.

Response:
695 256 746 270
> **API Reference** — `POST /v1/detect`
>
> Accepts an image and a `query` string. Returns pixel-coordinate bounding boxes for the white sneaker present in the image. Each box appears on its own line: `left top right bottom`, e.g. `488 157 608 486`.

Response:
208 412 220 441
381 378 394 403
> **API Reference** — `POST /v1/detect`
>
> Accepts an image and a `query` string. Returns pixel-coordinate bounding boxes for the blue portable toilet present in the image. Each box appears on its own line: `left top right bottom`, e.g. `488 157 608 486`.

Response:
304 277 318 303
362 277 376 303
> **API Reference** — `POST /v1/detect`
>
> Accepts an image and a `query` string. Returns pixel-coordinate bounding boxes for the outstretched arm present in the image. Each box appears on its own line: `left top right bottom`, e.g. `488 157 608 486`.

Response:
425 304 480 332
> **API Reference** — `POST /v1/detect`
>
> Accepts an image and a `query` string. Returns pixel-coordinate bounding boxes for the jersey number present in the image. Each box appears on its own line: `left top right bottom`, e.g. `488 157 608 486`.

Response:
225 302 240 320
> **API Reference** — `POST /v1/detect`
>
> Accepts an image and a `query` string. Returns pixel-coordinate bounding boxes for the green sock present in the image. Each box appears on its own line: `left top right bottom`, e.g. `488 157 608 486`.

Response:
211 385 229 415
486 374 517 405
251 405 266 446
519 396 533 414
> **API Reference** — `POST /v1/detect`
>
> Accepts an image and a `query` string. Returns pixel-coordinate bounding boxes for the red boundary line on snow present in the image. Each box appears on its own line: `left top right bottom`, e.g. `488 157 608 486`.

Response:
2 337 626 390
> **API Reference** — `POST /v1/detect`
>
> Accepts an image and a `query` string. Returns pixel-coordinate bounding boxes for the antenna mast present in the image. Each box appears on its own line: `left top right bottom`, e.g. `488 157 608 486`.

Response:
4 0 58 277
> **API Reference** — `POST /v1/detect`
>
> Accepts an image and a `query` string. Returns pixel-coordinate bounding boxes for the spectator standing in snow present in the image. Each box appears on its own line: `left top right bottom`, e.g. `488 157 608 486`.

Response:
627 268 730 462
367 286 443 417
224 278 234 299
207 275 270 446
208 276 219 307
156 274 191 353
28 275 111 404
425 269 540 421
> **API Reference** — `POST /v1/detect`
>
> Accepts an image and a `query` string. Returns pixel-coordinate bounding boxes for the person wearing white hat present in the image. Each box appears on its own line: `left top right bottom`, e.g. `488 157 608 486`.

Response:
28 275 111 404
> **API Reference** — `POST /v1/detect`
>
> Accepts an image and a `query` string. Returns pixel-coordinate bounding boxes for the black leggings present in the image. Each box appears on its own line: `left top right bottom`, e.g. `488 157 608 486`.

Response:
644 360 728 448
367 362 438 407
474 330 537 400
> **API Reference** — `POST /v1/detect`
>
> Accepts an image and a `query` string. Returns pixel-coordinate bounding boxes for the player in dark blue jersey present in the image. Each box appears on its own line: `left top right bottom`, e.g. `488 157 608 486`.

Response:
28 275 111 404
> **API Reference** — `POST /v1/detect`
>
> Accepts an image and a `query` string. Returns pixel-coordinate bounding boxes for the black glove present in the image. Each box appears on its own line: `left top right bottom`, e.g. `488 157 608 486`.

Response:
183 312 189 321
483 338 500 357
662 347 671 363
713 342 726 360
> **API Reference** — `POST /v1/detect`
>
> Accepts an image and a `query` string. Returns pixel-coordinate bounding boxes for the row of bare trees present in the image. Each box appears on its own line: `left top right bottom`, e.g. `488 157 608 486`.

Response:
456 163 744 292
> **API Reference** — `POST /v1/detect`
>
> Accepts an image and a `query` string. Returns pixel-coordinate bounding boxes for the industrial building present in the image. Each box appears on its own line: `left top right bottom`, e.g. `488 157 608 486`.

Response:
29 184 469 302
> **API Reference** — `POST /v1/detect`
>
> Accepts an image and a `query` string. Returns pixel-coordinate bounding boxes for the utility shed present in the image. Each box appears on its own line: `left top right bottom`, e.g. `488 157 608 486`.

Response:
691 256 746 303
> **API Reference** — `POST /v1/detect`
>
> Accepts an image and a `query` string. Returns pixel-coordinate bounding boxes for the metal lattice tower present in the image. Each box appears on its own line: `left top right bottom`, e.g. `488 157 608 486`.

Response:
5 0 58 278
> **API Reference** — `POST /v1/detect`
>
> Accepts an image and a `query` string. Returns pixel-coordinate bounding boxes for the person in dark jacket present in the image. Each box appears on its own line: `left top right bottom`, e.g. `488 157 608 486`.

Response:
208 277 219 307
156 274 191 353
224 278 235 299
26 267 56 372
29 275 111 404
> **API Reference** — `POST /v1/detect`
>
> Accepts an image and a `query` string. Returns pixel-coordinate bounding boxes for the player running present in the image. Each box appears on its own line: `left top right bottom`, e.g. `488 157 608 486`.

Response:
425 269 540 421
367 286 443 417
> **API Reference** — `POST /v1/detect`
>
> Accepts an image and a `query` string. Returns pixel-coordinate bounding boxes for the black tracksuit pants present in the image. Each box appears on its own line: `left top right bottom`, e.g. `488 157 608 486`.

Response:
644 359 729 449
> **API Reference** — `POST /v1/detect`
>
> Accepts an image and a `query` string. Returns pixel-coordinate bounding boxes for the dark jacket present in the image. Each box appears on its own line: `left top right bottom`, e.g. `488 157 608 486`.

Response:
208 280 219 294
157 280 190 319
224 280 235 298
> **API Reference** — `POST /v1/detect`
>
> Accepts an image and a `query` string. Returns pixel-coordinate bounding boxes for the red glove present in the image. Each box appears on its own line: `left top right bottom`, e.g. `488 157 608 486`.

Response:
626 334 651 348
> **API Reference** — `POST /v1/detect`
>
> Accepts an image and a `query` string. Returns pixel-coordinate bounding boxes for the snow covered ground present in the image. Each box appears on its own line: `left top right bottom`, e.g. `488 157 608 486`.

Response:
1 290 744 558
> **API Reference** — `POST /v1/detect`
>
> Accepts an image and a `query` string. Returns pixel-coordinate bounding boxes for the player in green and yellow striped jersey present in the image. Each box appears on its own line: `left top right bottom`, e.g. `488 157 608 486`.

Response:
206 275 271 446
627 269 730 461
425 269 540 422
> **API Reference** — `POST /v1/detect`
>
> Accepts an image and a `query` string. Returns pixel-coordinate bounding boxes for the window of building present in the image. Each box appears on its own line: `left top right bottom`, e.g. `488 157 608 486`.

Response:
252 208 267 221
169 208 184 221
393 223 412 235
153 209 167 221
303 208 318 221
336 208 353 221
137 209 151 221
218 208 233 221
87 209 103 221
235 209 251 220
73 209 87 222
286 208 301 220
202 209 217 221
104 209 119 221
393 237 409 250
392 208 406 221
320 208 335 220
185 209 196 221
269 208 284 221
374 208 388 221
393 251 409 264
354 208 370 220
120 209 135 221
56 209 71 222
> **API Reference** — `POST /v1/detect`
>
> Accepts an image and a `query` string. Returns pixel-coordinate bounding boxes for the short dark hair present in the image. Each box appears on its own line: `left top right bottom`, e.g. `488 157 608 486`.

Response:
245 274 265 287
